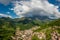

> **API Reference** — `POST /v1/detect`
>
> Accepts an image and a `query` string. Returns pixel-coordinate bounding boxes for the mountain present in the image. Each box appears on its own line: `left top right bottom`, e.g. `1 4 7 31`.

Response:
0 15 53 26
0 17 60 40
0 14 53 22
13 15 53 24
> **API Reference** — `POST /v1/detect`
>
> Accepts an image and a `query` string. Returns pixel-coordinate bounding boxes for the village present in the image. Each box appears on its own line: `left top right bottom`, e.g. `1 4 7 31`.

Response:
11 26 60 40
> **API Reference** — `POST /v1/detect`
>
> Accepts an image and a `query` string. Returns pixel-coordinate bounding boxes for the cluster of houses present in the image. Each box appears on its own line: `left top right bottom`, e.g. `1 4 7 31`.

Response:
11 26 60 40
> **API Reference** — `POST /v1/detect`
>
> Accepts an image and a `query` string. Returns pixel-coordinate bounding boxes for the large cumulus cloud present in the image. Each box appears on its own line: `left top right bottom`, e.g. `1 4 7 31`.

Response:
10 0 60 19
0 0 60 19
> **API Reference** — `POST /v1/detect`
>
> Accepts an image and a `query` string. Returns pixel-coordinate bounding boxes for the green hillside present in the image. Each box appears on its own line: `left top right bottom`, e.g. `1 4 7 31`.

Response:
0 17 60 40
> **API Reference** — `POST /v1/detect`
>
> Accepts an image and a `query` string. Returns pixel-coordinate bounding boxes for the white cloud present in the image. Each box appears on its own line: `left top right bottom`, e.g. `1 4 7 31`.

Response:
0 0 30 5
0 0 13 5
0 13 12 18
11 0 60 19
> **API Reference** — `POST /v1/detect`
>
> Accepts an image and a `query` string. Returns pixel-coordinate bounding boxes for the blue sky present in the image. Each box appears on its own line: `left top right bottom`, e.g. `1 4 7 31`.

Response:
0 0 60 18
48 0 60 11
0 3 17 18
